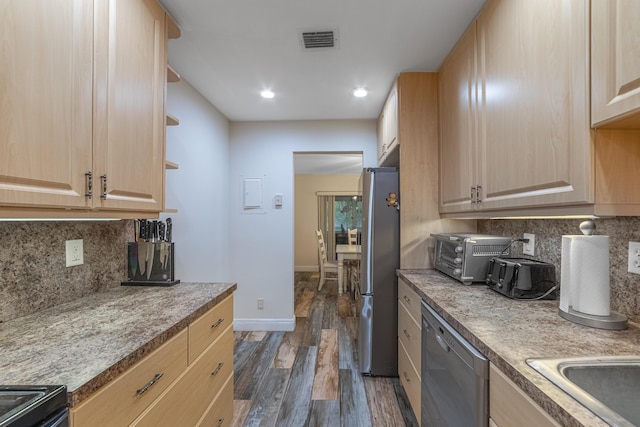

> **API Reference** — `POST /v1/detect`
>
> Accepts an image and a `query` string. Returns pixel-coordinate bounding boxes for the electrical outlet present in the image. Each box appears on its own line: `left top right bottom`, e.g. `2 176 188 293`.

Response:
257 298 264 310
523 233 535 256
628 242 640 274
65 239 84 267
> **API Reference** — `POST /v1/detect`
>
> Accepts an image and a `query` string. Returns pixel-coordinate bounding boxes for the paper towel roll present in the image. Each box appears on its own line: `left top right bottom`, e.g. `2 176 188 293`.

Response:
569 235 610 316
559 236 573 313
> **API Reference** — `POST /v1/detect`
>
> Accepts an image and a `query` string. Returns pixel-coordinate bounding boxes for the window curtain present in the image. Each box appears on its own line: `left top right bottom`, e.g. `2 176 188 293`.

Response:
317 195 336 261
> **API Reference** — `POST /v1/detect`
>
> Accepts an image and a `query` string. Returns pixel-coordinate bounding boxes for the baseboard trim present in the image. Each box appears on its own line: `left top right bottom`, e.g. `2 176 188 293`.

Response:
234 317 296 332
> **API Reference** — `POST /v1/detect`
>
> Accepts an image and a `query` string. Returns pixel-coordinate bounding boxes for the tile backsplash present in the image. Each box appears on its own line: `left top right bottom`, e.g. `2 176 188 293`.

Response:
0 220 133 323
479 217 640 324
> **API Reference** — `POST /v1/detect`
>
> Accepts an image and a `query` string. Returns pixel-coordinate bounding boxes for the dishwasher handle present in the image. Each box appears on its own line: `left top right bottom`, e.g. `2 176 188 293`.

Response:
435 333 450 353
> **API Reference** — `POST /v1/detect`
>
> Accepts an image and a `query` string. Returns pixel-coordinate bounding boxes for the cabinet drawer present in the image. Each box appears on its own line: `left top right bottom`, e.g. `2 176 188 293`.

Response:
398 339 421 424
399 278 421 323
196 373 233 427
71 329 188 427
398 302 421 369
489 364 560 427
132 325 233 427
189 295 233 364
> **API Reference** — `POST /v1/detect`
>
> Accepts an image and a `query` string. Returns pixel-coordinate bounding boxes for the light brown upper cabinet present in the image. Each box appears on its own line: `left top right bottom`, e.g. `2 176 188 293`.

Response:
591 0 640 128
0 0 169 217
440 0 640 217
93 0 167 212
440 0 593 216
439 22 478 213
377 83 398 166
0 0 94 210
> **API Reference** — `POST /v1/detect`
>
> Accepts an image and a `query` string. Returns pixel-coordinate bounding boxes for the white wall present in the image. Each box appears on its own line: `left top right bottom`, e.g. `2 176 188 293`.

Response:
161 80 231 282
294 174 361 271
229 120 377 330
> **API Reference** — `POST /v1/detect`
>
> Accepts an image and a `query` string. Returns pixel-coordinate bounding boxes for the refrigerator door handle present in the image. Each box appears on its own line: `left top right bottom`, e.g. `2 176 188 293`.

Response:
363 170 375 295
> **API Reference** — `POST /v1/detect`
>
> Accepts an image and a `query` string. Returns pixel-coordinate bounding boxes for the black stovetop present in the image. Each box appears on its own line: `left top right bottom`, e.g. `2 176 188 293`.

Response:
0 385 66 427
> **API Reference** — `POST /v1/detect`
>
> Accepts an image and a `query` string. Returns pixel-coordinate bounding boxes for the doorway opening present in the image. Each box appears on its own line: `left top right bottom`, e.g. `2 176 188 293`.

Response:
293 152 363 272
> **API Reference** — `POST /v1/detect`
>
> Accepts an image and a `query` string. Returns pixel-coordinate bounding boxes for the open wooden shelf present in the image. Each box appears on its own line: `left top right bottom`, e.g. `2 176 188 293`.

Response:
165 160 179 170
166 114 179 126
167 65 181 83
167 14 181 39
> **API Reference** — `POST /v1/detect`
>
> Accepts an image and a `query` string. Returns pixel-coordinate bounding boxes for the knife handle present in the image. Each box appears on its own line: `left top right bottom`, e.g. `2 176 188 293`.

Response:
159 222 166 241
166 218 172 242
139 220 148 241
151 221 158 242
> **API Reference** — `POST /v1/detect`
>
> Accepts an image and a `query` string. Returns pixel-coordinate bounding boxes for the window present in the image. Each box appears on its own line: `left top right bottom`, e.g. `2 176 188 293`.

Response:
318 194 362 259
334 196 362 244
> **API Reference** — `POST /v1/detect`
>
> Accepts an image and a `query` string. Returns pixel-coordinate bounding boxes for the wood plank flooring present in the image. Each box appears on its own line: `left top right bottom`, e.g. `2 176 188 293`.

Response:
233 272 419 427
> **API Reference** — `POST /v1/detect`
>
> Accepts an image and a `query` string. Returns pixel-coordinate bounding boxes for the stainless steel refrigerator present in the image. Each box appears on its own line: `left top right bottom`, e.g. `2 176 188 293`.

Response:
358 167 400 376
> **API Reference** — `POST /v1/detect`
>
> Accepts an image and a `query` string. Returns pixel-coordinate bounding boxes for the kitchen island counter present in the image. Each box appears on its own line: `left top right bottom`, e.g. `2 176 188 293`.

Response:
399 269 640 427
0 282 236 406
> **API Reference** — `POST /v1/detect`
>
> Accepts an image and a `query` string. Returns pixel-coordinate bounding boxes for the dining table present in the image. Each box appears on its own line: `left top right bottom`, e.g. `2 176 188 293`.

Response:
335 244 361 293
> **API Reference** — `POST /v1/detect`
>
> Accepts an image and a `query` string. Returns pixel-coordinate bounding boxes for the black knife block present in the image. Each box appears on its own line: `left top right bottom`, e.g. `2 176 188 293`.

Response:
121 242 180 286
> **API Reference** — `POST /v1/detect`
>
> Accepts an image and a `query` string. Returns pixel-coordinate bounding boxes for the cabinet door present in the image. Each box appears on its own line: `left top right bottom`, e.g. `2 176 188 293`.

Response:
384 86 398 153
377 109 386 162
0 0 93 209
378 83 398 165
439 22 477 213
591 0 640 128
476 0 592 211
93 0 166 212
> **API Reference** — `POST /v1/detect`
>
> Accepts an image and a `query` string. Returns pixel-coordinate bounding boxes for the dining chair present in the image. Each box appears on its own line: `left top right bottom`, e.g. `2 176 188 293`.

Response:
316 229 338 290
347 228 360 296
347 228 358 246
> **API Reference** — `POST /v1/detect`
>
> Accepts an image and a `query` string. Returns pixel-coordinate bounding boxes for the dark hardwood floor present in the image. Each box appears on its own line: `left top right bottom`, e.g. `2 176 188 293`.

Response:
232 272 419 427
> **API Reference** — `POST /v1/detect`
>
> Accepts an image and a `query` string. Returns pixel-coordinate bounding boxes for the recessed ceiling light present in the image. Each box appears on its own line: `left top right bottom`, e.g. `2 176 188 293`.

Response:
260 89 275 99
353 88 368 98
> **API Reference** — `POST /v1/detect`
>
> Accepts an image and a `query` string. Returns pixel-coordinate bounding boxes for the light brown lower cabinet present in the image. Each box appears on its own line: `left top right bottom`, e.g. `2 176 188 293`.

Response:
398 339 421 424
489 364 560 427
70 294 234 427
398 279 421 424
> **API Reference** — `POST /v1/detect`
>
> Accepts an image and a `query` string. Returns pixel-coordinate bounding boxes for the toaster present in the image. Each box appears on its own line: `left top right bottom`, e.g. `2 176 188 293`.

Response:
485 257 557 300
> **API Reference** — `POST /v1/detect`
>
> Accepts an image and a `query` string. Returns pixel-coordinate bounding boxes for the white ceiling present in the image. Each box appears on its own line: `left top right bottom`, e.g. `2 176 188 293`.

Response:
158 0 487 122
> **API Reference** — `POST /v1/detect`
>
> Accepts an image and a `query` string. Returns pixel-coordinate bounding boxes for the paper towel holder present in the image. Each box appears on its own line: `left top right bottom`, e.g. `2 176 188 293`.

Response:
558 220 628 330
559 308 627 330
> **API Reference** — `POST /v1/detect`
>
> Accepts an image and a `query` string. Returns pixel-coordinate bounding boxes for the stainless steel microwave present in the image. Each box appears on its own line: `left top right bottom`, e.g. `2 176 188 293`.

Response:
432 233 511 284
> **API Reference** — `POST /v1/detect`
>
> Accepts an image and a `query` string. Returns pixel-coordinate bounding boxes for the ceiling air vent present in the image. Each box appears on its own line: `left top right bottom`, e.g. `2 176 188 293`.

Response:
299 28 339 50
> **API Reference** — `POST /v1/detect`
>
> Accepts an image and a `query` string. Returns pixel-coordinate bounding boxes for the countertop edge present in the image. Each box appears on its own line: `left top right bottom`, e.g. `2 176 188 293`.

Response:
67 283 237 407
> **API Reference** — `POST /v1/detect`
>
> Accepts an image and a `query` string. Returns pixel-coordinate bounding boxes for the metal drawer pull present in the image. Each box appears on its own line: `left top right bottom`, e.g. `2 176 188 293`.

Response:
403 295 411 304
100 174 108 200
85 171 93 198
403 371 410 382
211 362 224 377
403 329 411 339
136 372 164 396
217 418 224 427
211 318 225 328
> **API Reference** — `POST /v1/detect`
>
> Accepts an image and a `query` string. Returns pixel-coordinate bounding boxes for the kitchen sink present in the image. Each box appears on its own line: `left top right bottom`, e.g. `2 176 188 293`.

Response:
526 356 640 427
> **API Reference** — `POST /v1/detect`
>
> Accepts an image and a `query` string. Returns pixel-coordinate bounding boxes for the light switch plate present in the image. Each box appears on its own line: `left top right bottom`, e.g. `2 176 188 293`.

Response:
66 239 84 267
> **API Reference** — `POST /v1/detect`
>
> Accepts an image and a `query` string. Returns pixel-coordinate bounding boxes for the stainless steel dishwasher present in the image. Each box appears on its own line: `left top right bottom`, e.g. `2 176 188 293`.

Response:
421 301 489 427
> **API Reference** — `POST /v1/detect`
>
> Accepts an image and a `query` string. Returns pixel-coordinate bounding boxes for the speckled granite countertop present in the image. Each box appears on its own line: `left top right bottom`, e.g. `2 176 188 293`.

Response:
0 282 236 407
398 269 640 427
